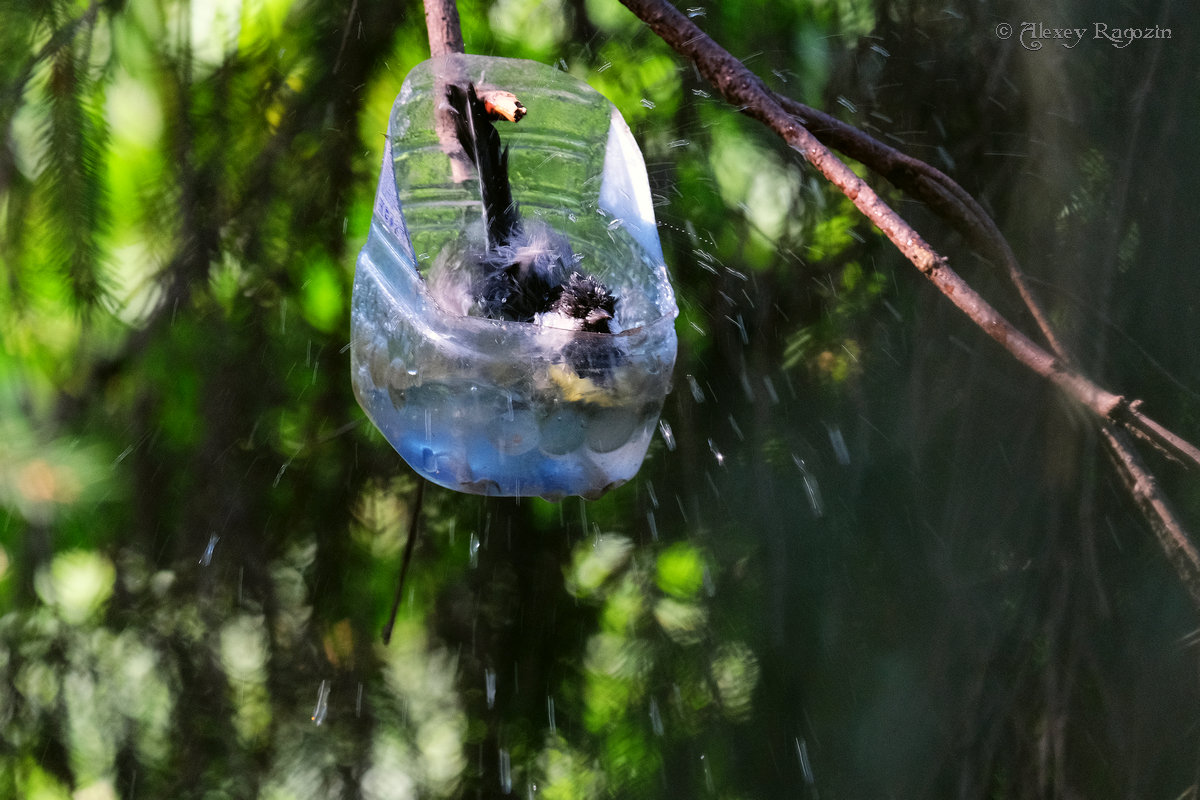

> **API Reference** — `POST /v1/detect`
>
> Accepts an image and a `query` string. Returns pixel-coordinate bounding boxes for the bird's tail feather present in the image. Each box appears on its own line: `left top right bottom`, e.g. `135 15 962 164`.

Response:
446 84 522 250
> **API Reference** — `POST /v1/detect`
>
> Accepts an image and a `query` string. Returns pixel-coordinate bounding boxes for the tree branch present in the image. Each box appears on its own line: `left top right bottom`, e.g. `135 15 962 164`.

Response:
772 94 1071 363
1100 425 1200 607
424 0 465 58
617 0 1200 604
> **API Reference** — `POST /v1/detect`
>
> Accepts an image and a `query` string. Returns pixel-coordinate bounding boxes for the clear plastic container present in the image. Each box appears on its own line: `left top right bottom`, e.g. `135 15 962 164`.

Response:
350 54 678 500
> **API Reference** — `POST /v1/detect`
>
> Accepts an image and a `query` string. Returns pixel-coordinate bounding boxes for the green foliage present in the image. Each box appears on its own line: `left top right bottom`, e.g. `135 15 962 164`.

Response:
782 258 886 385
3 0 1197 798
655 542 705 599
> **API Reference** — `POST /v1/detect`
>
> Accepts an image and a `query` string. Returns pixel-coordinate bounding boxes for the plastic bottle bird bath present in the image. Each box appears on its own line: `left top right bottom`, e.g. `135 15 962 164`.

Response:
350 55 678 501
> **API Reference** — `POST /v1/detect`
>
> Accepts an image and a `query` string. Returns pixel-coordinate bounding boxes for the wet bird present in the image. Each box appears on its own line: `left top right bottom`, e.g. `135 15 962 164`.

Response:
536 271 616 334
434 83 619 338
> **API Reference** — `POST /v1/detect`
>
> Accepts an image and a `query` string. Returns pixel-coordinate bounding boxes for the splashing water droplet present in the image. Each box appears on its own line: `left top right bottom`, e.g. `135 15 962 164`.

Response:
499 747 512 794
708 439 725 467
649 697 664 735
199 534 219 566
311 679 330 725
826 423 850 465
658 420 676 451
792 455 824 517
763 375 780 404
796 737 815 784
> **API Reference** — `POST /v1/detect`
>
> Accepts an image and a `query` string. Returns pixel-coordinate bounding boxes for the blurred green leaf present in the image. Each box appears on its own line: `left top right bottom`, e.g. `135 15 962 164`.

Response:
655 542 704 599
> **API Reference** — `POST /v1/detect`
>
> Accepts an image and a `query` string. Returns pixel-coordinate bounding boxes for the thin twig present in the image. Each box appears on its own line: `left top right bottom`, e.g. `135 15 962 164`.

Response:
382 478 426 645
1100 425 1200 607
1123 403 1200 467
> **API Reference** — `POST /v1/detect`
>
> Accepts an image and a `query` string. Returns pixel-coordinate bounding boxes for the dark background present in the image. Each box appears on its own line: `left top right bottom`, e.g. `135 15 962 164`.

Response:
2 0 1198 797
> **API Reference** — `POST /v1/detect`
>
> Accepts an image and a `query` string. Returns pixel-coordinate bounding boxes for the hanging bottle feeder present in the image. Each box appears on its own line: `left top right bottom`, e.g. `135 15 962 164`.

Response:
350 55 678 501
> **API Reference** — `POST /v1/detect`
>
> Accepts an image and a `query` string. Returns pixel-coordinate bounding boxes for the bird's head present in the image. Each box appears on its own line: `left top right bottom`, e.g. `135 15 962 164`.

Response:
546 272 617 334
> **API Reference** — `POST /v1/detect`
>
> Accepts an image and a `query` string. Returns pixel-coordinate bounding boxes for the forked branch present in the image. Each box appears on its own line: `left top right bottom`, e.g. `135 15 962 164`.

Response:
616 0 1200 607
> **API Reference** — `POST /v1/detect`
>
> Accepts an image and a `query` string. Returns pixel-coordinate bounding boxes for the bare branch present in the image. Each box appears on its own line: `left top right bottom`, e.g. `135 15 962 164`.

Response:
424 0 465 58
772 95 1071 363
1100 425 1200 606
616 0 1097 407
617 0 1200 604
1122 402 1200 468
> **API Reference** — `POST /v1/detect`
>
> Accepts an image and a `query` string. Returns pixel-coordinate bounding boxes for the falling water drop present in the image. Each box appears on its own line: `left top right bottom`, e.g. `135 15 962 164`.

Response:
645 479 659 509
199 534 219 566
763 375 780 404
311 680 330 725
792 455 824 518
499 747 512 794
796 737 815 785
826 423 850 465
658 420 676 451
707 439 725 467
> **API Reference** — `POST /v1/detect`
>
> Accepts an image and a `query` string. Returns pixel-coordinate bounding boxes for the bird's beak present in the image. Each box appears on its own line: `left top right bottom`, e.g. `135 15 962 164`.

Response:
587 308 613 326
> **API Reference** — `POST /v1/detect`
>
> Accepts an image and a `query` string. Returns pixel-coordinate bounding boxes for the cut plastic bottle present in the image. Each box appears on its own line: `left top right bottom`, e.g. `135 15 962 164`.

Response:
350 55 678 500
